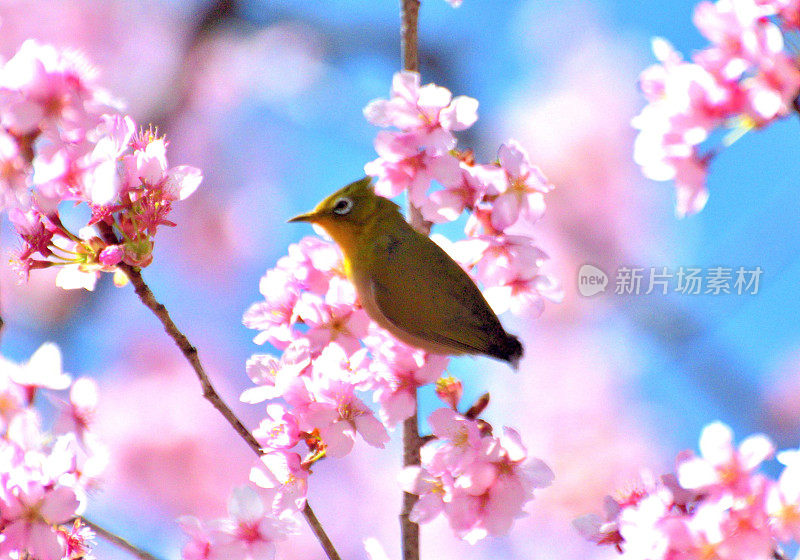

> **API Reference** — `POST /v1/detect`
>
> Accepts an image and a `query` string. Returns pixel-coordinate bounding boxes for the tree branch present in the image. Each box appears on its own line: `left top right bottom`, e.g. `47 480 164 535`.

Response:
96 222 341 560
400 3 427 560
401 409 422 560
80 517 164 560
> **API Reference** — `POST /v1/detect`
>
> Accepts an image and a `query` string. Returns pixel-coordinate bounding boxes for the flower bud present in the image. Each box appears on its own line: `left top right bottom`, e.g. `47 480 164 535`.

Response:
98 244 123 267
435 376 463 410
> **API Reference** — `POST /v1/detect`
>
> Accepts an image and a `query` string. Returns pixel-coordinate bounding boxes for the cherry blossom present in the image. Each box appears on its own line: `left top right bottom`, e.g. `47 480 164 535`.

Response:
0 343 105 560
241 69 558 547
577 421 800 560
402 409 553 543
0 41 202 288
250 451 310 514
363 71 478 155
179 486 299 560
634 0 800 216
488 140 551 230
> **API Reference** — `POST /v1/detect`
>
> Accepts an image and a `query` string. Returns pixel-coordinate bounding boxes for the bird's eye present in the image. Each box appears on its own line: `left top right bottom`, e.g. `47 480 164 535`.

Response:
332 197 354 215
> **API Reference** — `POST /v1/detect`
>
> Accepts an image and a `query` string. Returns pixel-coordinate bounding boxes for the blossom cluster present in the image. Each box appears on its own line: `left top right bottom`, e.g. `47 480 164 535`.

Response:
401 408 554 544
0 40 201 290
179 486 298 560
633 0 800 216
236 71 556 545
0 343 107 560
364 71 561 315
241 238 438 508
575 421 800 560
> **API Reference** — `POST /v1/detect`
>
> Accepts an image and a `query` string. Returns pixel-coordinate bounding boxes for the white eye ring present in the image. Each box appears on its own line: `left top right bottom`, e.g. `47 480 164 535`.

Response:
332 197 354 215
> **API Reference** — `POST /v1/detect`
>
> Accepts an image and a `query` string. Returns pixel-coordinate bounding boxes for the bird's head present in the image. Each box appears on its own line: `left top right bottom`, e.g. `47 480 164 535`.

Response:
288 177 396 249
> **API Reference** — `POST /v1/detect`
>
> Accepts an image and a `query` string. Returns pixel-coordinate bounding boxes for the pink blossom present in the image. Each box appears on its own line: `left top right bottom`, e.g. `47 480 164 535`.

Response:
766 451 800 541
482 266 563 316
243 270 302 350
241 338 311 404
0 40 113 136
742 53 800 122
208 487 298 560
281 236 342 294
363 71 478 154
54 258 100 291
59 520 95 560
636 4 800 215
240 342 311 405
693 0 784 67
0 41 201 289
250 451 310 514
678 491 774 560
123 132 168 188
164 164 203 201
677 421 774 495
366 335 449 426
252 404 301 451
292 277 370 355
573 496 625 548
434 376 463 410
427 408 484 473
244 238 346 350
399 465 449 523
579 421 786 559
404 410 553 543
0 481 80 560
9 341 71 391
180 487 298 560
453 233 550 287
420 160 497 223
673 151 711 218
303 375 389 458
488 140 551 230
0 129 29 210
615 489 674 560
178 516 214 560
98 244 123 267
364 130 461 206
0 363 27 430
778 0 800 27
55 377 98 440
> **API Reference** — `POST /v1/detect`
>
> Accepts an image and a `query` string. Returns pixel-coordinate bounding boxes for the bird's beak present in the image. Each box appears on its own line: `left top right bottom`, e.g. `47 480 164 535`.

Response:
287 211 319 223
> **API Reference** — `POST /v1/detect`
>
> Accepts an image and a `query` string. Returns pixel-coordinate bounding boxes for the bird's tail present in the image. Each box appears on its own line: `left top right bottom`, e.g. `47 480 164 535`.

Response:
488 333 524 370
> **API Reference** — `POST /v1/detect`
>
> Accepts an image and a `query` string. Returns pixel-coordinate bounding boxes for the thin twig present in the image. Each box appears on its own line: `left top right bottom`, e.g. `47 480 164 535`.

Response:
96 223 342 560
116 259 263 455
303 502 342 560
401 410 422 560
401 0 420 73
400 3 426 560
79 517 163 560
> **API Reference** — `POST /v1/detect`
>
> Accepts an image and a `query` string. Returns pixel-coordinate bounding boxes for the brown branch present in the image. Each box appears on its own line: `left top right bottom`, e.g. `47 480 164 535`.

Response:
117 260 263 454
79 517 163 560
96 223 341 560
400 0 432 235
302 502 342 560
401 0 420 73
401 410 421 560
400 2 427 560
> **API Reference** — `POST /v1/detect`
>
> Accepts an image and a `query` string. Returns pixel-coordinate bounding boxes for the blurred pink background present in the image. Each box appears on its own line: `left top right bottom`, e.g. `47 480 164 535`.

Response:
2 0 796 559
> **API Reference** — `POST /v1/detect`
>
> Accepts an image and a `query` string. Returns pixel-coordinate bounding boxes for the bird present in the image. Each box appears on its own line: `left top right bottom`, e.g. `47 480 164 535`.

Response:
288 176 523 368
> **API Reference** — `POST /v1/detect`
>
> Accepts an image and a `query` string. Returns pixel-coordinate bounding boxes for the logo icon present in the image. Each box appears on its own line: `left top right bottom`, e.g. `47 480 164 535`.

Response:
578 264 608 297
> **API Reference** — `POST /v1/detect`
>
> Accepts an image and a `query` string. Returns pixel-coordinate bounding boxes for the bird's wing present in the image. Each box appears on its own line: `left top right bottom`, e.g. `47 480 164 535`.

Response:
367 227 506 355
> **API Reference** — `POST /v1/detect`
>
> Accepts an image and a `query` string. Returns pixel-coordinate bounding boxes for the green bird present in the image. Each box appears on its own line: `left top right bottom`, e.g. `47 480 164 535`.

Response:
288 177 523 367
